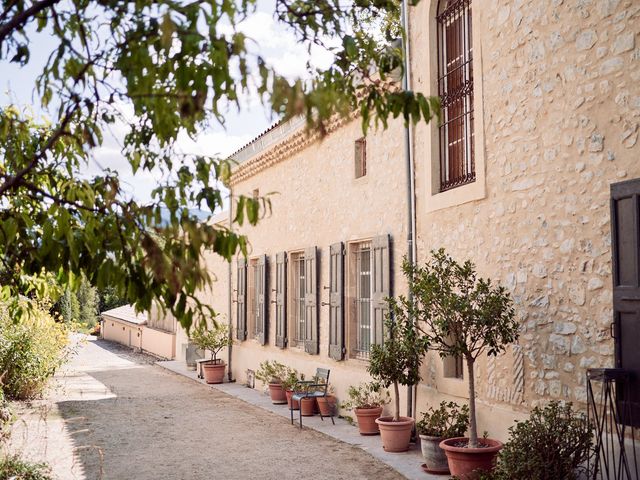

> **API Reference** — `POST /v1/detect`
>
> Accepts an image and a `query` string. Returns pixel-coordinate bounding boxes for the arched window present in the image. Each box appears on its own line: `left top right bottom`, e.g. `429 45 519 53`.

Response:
437 0 474 192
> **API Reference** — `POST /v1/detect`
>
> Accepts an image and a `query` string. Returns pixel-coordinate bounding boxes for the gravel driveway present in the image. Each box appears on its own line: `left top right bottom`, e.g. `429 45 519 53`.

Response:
6 337 405 480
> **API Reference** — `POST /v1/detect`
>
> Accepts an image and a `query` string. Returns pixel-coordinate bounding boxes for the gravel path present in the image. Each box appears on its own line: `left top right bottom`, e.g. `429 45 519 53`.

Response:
6 337 405 480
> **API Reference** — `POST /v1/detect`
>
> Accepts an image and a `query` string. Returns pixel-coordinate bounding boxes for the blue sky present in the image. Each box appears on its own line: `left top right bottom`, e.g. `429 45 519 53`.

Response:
1 1 333 206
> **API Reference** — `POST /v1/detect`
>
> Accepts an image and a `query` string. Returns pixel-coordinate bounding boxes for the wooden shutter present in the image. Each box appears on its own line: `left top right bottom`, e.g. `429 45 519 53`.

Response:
275 252 287 348
304 246 319 355
236 258 247 341
329 242 345 360
611 179 640 426
256 254 268 345
371 234 391 346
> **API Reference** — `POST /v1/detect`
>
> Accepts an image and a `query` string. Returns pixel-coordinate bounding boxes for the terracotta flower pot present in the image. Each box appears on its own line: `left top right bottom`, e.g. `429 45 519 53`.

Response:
285 390 300 410
317 395 337 417
440 437 503 479
376 416 415 452
420 434 450 474
268 383 287 404
202 361 225 384
300 397 316 416
354 407 383 435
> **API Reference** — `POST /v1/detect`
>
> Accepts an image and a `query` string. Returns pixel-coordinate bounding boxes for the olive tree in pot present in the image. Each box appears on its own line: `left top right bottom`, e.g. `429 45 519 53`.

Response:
190 322 232 384
368 313 426 453
394 250 518 478
417 401 469 474
341 381 390 435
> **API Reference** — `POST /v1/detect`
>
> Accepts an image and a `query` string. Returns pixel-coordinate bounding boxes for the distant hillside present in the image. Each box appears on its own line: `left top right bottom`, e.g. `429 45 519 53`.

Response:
158 206 212 226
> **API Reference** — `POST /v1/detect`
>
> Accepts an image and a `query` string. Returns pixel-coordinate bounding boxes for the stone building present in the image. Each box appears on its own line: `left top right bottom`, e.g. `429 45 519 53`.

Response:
171 0 640 440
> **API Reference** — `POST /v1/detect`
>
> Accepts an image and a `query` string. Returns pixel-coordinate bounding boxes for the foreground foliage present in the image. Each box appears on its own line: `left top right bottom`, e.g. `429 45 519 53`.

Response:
0 300 69 400
495 402 594 480
0 454 53 480
0 0 437 331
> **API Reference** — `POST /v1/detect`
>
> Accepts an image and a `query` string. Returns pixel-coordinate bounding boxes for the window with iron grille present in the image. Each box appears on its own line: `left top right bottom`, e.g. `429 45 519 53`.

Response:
247 258 260 339
352 242 373 358
355 137 366 178
437 0 475 192
291 252 306 347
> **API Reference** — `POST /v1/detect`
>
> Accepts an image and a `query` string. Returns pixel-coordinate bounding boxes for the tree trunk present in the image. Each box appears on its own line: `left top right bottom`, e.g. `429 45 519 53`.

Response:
393 381 400 421
466 357 478 448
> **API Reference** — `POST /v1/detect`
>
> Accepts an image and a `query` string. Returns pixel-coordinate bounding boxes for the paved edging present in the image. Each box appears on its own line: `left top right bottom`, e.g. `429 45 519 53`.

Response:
157 360 440 480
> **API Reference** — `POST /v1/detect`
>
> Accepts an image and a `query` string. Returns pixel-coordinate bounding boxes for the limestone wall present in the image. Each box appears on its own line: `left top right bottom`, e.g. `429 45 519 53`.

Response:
227 117 411 415
409 0 640 435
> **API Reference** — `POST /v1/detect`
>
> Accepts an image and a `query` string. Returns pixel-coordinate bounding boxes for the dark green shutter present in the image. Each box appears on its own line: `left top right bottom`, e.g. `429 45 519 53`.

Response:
329 242 345 360
236 258 247 341
257 254 268 345
275 252 287 348
371 234 391 345
304 246 319 355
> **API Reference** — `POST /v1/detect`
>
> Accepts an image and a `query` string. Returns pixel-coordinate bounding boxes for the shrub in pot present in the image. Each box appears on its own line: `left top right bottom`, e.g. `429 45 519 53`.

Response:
189 322 232 384
281 369 302 410
417 401 469 474
368 313 426 452
316 385 337 417
490 401 594 480
391 250 518 477
341 382 390 435
255 360 290 404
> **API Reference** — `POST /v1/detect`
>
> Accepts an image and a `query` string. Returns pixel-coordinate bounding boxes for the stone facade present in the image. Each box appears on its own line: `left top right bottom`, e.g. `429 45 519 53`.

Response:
169 0 639 441
409 0 639 436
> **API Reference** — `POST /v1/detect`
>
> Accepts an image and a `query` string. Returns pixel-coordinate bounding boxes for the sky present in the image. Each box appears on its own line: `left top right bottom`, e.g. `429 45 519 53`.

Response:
1 1 334 207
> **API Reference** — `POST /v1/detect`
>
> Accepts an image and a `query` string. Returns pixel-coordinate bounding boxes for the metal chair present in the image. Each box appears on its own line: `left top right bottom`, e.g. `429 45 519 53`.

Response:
290 368 334 428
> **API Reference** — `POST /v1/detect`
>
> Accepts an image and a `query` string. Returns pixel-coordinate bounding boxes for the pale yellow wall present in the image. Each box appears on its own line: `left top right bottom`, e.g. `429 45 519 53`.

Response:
102 317 142 350
409 0 640 438
141 327 176 359
174 230 232 362
228 117 411 417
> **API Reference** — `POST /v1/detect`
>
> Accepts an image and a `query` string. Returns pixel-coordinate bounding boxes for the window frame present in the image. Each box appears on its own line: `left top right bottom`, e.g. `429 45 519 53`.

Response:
355 137 367 179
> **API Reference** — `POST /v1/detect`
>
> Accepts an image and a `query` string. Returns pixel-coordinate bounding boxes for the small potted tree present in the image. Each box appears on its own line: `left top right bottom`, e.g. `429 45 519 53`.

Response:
368 313 426 452
417 401 469 474
255 360 289 404
391 250 518 477
341 382 390 435
189 322 232 384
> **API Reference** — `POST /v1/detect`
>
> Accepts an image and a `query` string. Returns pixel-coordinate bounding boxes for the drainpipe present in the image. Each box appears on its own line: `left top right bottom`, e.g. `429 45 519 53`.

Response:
227 188 235 382
401 0 418 420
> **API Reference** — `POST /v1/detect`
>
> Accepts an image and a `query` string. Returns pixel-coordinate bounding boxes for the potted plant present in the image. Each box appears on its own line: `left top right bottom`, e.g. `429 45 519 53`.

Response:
255 360 289 404
282 369 302 410
417 401 469 474
391 250 518 477
189 322 232 384
368 312 426 452
341 381 390 435
316 384 337 417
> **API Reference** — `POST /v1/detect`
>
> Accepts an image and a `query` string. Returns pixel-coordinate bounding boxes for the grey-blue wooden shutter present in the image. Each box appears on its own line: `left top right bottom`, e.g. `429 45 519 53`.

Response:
257 254 268 345
236 258 247 341
371 234 391 345
275 252 287 348
304 246 319 355
328 242 345 360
